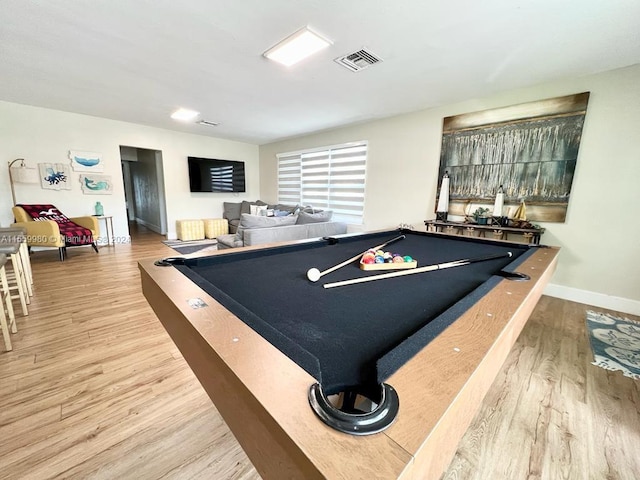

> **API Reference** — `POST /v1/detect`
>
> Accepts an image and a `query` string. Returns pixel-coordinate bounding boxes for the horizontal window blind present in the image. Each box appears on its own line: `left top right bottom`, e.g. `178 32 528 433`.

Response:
277 142 367 224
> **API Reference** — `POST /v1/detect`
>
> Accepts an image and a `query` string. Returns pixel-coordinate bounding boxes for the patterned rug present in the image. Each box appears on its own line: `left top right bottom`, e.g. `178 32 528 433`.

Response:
586 310 640 380
162 239 218 255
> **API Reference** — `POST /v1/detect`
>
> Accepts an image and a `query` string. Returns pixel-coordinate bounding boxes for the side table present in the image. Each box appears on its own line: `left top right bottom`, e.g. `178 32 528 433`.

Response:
94 215 115 246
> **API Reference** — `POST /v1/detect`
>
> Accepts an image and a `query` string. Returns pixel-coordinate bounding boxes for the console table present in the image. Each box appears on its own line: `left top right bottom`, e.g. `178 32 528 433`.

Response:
424 220 545 245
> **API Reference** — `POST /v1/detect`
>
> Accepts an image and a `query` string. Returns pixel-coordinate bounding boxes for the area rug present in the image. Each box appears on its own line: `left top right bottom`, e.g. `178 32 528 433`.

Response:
586 310 640 380
162 238 218 255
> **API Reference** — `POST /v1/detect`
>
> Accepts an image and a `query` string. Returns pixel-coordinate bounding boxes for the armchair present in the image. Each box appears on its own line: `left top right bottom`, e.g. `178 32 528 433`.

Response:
11 205 99 261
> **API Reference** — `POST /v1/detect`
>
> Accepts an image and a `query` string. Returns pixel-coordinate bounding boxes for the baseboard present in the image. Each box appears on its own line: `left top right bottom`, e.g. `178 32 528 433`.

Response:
544 283 640 316
135 218 162 234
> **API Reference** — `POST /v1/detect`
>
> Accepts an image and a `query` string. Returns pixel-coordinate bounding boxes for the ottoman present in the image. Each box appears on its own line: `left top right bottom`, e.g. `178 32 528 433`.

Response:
203 218 229 239
176 220 205 241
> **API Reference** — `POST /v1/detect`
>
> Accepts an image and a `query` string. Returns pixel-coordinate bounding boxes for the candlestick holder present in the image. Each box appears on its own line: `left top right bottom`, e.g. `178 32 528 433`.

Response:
435 211 448 222
492 216 509 227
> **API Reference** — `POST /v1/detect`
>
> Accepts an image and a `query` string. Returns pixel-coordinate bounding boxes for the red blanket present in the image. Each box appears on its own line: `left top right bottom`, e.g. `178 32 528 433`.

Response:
18 204 94 246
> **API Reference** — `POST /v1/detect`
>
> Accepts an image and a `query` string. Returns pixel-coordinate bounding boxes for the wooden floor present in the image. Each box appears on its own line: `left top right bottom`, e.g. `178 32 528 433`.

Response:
1 225 638 479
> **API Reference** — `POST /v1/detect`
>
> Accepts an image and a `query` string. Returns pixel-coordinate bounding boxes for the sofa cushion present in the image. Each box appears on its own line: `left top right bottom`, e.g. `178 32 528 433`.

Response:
243 222 347 246
296 210 333 224
235 213 298 242
223 202 242 221
228 218 241 234
241 213 298 229
216 233 243 249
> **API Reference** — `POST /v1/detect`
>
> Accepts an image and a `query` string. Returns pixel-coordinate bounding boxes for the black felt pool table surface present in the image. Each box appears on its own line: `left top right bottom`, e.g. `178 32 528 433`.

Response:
174 230 533 393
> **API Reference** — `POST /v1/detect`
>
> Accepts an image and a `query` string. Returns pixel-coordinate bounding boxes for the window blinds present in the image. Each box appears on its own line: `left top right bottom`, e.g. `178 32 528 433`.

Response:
277 142 367 224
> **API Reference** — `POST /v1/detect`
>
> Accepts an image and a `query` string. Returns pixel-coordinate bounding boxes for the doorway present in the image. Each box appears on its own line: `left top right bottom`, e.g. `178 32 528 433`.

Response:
120 146 168 235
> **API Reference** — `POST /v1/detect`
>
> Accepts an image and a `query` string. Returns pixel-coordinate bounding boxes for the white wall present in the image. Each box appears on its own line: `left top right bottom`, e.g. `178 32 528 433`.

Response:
260 64 640 314
0 101 259 240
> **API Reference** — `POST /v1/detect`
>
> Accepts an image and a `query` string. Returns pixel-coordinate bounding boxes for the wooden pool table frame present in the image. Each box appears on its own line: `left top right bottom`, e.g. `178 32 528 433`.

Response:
139 232 559 479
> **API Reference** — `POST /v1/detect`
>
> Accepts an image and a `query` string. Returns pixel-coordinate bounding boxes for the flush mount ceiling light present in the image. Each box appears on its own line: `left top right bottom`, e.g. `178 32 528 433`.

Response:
263 26 332 67
170 108 199 121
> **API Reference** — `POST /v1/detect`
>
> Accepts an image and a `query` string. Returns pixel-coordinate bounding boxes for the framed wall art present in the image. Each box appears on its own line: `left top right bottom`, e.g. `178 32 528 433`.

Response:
436 92 590 223
80 174 113 195
69 150 104 172
38 163 72 190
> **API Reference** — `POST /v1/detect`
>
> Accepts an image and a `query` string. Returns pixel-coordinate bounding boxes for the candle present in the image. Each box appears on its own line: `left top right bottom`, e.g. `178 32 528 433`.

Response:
493 185 504 217
436 171 450 214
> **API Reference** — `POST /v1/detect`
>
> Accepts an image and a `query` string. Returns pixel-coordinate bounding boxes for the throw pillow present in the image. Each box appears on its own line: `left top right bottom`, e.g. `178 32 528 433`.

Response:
273 209 293 217
296 211 333 224
241 200 268 215
274 204 297 214
301 206 323 213
250 204 268 216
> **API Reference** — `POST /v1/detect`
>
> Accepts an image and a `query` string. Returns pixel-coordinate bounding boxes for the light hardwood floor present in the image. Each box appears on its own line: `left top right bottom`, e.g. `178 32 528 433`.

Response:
1 225 638 479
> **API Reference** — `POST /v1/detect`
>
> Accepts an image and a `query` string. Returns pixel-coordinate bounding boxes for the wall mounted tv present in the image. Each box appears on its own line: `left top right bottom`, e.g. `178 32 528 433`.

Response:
188 157 246 193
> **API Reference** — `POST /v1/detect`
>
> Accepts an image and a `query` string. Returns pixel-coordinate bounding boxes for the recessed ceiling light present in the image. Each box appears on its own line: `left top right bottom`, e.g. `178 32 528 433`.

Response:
171 108 199 121
263 26 332 67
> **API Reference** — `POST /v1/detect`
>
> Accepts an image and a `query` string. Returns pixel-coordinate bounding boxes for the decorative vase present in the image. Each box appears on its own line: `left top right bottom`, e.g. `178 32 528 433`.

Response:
95 201 104 216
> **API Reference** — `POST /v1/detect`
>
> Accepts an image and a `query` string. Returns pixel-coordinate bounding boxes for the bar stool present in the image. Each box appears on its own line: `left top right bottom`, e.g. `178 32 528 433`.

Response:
0 243 29 316
0 227 33 293
0 235 32 301
0 254 17 351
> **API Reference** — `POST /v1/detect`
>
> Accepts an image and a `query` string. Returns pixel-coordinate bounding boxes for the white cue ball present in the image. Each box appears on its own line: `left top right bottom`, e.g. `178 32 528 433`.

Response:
307 268 321 282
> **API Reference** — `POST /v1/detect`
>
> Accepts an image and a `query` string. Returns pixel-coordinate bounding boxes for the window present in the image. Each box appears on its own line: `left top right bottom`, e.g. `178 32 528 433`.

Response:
277 141 367 224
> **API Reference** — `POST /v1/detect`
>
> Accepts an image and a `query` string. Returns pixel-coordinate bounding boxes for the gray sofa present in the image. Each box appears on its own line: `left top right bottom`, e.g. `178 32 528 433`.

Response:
217 210 347 249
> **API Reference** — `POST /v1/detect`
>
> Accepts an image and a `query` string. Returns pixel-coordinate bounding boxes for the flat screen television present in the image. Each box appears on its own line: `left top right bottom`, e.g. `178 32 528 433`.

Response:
188 157 246 193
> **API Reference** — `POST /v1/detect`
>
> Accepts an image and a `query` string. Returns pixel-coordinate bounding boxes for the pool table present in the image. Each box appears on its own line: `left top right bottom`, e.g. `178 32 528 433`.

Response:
139 229 559 479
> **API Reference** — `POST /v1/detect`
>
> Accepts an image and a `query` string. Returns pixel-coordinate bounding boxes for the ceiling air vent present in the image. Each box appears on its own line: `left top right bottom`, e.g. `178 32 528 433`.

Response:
197 120 220 127
334 48 382 72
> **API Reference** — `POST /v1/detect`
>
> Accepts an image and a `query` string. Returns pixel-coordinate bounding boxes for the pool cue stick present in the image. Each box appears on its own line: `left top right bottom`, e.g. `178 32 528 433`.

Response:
306 234 406 282
323 251 513 289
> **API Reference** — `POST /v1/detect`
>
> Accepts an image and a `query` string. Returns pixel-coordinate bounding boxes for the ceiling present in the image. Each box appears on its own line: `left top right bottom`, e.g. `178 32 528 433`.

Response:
1 0 639 145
